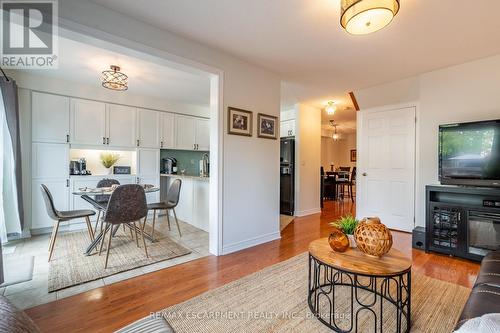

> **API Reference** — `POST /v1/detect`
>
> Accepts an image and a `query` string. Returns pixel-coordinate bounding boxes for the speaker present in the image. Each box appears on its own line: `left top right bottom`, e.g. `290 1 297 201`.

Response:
412 226 426 250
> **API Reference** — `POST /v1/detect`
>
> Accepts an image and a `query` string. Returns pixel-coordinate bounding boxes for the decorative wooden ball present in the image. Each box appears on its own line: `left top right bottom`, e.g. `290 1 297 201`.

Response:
354 217 393 257
328 227 350 253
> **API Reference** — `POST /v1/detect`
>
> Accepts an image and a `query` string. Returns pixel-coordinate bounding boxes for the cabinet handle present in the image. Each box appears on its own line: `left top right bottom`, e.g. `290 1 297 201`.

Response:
66 134 69 143
66 179 69 187
102 137 106 144
137 139 140 147
136 177 140 184
160 141 163 148
106 137 109 145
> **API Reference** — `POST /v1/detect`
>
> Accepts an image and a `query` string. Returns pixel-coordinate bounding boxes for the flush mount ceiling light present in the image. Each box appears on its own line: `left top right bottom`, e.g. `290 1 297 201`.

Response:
325 101 337 115
101 65 128 91
340 0 400 35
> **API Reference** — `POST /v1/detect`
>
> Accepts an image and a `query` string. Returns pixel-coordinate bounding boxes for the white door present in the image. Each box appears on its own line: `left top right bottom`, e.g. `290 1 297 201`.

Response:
32 92 70 143
32 143 69 179
175 115 196 150
70 98 107 146
195 118 210 151
107 104 137 147
32 179 69 229
160 113 175 149
138 108 161 148
358 106 416 232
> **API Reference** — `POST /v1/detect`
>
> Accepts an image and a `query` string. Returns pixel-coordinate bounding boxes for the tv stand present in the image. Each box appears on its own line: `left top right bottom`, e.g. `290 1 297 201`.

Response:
426 185 500 261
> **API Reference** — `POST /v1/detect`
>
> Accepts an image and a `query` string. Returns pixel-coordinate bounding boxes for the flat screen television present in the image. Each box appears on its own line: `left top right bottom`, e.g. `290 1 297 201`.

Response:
439 119 500 187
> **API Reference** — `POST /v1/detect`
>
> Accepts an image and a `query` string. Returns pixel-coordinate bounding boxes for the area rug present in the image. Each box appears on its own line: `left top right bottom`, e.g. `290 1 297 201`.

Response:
48 227 191 292
0 256 34 287
161 252 470 333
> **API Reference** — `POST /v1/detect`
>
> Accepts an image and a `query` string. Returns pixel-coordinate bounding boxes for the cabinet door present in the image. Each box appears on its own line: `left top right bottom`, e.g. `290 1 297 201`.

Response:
137 148 160 176
280 120 294 137
70 99 106 145
192 180 210 232
32 143 69 179
161 113 175 149
195 118 210 151
31 179 69 229
175 115 196 150
138 108 161 148
107 104 137 147
32 92 70 143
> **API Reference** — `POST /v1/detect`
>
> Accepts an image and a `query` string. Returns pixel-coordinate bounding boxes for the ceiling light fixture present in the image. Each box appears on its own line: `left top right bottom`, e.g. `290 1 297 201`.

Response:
340 0 400 35
325 101 337 115
101 65 128 91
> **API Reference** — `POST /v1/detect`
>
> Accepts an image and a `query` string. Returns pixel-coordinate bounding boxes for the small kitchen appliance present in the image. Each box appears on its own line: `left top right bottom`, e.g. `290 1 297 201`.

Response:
163 157 177 174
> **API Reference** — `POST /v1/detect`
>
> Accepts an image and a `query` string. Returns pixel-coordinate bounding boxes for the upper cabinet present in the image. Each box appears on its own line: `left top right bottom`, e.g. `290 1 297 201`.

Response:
160 112 175 149
280 119 295 138
70 98 107 146
175 115 210 151
107 104 137 147
137 108 161 149
32 92 70 143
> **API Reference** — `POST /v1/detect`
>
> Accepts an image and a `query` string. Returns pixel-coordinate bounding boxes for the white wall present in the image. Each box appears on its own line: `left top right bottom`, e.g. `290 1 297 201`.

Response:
295 103 321 216
355 53 500 227
321 133 356 170
56 0 281 254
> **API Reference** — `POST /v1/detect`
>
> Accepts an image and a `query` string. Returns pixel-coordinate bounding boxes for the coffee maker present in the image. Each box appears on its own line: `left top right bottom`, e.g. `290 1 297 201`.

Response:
162 157 177 174
70 158 91 175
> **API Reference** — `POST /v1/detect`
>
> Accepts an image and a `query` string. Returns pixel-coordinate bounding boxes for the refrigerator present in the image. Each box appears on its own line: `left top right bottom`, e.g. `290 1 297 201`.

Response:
280 138 295 215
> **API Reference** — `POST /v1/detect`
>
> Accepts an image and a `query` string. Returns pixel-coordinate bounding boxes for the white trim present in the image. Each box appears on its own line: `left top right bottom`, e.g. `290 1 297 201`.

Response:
221 231 281 255
295 208 321 217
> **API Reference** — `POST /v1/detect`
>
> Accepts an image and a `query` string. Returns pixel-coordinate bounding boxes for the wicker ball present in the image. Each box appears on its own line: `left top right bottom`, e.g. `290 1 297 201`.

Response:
354 217 393 257
328 227 350 253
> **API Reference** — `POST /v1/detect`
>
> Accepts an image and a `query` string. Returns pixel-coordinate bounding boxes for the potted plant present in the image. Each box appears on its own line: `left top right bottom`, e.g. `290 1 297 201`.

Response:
330 214 359 248
100 153 120 174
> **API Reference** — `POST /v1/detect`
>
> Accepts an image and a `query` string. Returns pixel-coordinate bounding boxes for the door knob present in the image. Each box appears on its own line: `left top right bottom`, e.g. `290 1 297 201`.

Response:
362 172 367 176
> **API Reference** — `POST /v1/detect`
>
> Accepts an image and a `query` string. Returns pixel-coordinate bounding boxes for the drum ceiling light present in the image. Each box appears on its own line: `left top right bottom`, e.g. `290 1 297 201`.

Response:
340 0 400 35
102 65 128 91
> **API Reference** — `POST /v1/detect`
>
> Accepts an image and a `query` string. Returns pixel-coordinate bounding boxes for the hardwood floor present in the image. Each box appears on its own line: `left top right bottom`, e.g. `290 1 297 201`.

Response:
26 200 480 332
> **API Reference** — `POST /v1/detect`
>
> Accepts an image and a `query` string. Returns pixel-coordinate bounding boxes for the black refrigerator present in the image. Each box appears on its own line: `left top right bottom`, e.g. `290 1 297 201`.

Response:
280 138 295 215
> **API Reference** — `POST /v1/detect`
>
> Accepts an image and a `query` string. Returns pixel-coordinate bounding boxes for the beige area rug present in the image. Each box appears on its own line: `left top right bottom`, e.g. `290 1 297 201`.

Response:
279 215 295 231
48 227 191 292
162 252 470 333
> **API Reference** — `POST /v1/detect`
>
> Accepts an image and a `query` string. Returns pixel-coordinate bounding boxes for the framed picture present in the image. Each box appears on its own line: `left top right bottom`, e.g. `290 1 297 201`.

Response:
228 107 253 136
257 113 278 139
350 149 357 162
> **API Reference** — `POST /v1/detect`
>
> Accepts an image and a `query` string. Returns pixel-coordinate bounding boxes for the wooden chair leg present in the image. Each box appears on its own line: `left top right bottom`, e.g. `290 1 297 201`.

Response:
104 225 113 269
94 211 101 234
133 222 139 247
85 216 95 242
48 220 61 262
48 221 57 251
99 223 109 256
166 211 171 231
136 221 148 258
151 210 157 242
172 209 182 237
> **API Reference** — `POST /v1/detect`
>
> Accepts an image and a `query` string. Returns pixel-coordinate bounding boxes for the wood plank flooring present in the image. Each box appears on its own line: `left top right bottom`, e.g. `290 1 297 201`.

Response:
26 201 480 332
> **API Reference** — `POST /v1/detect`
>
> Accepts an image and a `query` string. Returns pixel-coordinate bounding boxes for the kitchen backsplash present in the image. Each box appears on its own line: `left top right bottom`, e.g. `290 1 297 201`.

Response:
160 149 209 176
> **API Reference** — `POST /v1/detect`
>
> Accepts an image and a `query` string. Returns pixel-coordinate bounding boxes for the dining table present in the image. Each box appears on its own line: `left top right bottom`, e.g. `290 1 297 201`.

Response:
72 185 160 256
321 171 350 204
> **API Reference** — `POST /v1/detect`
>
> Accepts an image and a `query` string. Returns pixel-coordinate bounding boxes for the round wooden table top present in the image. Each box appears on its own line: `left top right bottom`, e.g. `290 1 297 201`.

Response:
309 238 412 276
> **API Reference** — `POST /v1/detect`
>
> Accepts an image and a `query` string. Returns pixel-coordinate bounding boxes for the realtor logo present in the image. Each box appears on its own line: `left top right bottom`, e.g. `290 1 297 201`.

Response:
1 0 58 68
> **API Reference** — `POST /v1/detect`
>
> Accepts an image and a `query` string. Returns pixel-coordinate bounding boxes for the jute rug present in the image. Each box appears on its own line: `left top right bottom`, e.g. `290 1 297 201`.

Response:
162 252 470 333
48 227 191 292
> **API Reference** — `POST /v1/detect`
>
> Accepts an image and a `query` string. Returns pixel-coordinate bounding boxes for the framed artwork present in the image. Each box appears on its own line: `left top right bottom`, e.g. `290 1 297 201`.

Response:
228 107 253 136
350 149 357 162
257 113 278 139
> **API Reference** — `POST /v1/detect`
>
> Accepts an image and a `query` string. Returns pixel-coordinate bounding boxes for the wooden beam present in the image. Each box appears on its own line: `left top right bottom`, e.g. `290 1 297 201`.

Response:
349 91 360 111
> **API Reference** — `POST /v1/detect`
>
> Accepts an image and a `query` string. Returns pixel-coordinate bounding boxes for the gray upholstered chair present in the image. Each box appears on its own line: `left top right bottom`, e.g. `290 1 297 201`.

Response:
40 184 96 261
98 184 149 269
144 179 182 241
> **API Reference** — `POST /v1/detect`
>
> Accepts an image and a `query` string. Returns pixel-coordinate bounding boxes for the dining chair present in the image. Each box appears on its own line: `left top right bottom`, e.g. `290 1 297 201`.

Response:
347 167 356 202
99 184 149 269
93 178 120 233
143 179 182 241
40 184 96 261
336 167 351 200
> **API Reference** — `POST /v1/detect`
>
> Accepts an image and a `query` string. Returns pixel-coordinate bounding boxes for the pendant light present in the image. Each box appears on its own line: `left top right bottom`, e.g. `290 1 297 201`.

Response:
101 65 128 91
330 121 340 141
340 0 400 35
326 101 337 115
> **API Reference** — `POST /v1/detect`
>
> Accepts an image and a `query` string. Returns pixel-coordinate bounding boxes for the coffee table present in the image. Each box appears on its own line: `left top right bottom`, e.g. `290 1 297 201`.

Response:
308 238 412 332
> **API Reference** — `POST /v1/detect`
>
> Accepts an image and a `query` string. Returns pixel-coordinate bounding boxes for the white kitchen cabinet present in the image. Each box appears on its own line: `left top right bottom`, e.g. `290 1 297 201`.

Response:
173 177 193 223
32 143 69 179
107 104 137 147
32 92 70 143
175 115 196 150
160 112 175 149
196 118 210 151
192 179 209 231
136 175 160 203
137 108 161 149
280 119 295 138
137 148 160 176
31 178 69 229
70 98 107 146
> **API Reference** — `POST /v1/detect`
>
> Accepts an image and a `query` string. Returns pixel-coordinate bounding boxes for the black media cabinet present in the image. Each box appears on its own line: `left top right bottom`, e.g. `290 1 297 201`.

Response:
426 185 500 261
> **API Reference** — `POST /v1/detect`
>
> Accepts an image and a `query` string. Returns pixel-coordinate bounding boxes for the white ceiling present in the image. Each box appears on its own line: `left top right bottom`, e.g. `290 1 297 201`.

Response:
92 0 500 111
25 36 210 106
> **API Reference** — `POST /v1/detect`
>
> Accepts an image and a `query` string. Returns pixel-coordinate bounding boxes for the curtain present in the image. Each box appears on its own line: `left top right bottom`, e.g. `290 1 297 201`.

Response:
0 76 23 233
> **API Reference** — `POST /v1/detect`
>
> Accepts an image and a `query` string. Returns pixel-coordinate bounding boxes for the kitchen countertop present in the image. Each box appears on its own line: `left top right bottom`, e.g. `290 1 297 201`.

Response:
160 173 209 181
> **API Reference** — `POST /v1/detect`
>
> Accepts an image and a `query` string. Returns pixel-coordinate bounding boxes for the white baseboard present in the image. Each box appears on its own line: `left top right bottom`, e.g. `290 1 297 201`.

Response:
222 231 281 255
295 207 321 217
31 221 88 236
